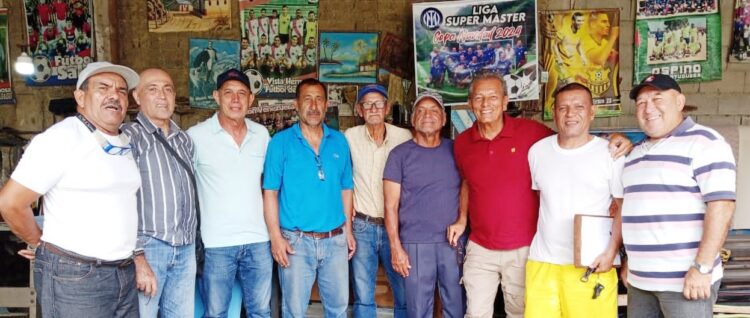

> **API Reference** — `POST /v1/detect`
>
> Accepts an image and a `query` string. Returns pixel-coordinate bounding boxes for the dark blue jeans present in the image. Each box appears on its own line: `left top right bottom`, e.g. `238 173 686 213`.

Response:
403 242 465 318
34 243 139 318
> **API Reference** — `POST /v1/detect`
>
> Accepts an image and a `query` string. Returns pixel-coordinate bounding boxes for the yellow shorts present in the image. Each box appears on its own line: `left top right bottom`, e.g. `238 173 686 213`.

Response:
525 260 618 318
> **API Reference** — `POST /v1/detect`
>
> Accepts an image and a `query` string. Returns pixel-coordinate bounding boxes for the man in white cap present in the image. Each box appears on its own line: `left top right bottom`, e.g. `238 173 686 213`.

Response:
0 61 142 317
345 84 411 318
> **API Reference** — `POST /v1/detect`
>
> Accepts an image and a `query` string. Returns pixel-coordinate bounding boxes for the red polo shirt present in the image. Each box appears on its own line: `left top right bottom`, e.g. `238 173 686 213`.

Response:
454 114 552 250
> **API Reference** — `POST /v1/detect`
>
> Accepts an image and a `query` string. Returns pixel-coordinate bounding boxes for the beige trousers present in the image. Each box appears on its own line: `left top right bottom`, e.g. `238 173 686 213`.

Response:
462 240 529 318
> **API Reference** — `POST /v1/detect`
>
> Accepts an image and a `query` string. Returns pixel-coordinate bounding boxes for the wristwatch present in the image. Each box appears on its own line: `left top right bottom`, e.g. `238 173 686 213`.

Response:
692 261 713 274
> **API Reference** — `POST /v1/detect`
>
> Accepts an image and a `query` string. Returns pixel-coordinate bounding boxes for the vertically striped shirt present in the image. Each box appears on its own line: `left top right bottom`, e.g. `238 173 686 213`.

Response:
622 117 736 292
122 112 197 248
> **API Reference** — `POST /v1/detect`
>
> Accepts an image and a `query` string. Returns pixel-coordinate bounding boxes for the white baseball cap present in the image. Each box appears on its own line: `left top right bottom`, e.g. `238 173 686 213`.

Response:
76 62 140 90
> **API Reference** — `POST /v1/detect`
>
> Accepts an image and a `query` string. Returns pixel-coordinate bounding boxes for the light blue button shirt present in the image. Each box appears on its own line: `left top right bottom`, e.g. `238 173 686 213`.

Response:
187 113 270 248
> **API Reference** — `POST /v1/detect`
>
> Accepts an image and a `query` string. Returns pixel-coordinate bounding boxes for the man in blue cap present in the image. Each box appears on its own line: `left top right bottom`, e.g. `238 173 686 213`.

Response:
345 84 412 317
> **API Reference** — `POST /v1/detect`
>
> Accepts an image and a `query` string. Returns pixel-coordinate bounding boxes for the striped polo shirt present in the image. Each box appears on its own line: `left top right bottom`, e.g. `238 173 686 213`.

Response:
622 117 736 292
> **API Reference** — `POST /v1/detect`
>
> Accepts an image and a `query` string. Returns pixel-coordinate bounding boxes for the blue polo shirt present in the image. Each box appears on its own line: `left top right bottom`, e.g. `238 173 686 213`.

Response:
263 123 353 232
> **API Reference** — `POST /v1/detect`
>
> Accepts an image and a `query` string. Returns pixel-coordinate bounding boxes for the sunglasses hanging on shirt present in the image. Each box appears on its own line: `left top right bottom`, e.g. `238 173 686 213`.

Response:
76 114 133 156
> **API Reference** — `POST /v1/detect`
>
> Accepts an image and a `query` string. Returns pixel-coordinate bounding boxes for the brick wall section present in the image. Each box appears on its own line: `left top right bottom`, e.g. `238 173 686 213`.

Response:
2 0 750 132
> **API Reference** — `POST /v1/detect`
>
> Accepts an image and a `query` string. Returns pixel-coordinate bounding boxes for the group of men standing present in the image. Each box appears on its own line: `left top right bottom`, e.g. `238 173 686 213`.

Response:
0 58 736 318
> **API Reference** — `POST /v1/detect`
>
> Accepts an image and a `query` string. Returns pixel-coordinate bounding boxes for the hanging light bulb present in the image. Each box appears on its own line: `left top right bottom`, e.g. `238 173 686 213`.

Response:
15 52 34 75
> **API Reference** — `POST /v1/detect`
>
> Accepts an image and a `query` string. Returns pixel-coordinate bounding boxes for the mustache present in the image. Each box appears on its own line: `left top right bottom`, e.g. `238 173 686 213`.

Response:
306 110 321 116
103 99 122 110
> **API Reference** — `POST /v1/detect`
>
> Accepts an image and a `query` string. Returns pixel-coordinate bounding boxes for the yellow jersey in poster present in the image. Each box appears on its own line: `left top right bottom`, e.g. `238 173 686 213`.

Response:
553 26 587 82
582 37 613 97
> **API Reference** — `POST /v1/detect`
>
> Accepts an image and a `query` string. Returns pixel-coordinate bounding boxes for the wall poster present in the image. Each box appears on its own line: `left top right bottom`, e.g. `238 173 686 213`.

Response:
633 0 720 83
188 38 239 109
239 0 319 99
731 0 750 62
23 0 95 86
540 9 621 120
412 0 539 105
379 32 413 79
318 31 379 84
147 0 232 33
327 84 358 116
0 8 13 104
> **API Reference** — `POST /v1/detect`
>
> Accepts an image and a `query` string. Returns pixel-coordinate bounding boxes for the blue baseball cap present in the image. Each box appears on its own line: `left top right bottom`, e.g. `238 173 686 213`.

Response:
356 84 388 103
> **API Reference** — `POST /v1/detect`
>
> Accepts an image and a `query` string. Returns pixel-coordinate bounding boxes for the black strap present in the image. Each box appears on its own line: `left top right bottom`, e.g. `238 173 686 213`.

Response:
134 119 200 216
77 113 123 134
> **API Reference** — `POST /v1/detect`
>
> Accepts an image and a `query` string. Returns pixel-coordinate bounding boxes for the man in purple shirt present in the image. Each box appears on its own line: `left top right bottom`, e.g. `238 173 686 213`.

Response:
384 91 464 317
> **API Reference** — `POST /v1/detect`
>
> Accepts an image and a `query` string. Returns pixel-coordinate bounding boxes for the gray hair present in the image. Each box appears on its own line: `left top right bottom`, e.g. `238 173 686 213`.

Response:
469 71 508 97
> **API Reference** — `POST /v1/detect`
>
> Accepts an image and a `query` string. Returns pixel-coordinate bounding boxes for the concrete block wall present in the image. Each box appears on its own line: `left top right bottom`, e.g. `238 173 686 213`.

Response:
2 0 750 133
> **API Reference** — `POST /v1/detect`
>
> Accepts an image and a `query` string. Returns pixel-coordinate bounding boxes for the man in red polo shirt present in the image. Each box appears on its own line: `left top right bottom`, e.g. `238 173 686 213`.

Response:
450 71 630 318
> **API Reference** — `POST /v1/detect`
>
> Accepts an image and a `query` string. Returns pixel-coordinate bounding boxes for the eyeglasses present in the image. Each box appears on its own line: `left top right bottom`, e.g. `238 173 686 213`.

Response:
93 130 133 156
360 100 386 110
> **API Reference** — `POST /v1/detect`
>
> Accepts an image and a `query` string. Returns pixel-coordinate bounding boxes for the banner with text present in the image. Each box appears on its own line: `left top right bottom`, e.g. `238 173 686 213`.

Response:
23 0 95 86
633 0 721 83
413 0 538 105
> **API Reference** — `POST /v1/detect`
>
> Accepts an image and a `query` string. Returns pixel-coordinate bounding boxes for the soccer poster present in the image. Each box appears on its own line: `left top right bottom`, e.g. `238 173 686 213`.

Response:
540 9 621 120
188 39 239 109
0 9 14 104
412 0 539 105
633 0 721 83
147 0 232 33
239 0 318 99
731 0 750 62
23 0 95 86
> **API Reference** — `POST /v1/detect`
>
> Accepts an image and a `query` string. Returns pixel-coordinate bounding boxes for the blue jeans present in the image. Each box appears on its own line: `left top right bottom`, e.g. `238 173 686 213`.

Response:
137 236 196 318
34 243 139 318
350 218 406 318
201 241 273 318
278 229 349 318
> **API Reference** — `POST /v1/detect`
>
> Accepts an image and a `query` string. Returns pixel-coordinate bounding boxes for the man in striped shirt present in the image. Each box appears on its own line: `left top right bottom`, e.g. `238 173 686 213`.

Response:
123 68 198 317
623 74 736 317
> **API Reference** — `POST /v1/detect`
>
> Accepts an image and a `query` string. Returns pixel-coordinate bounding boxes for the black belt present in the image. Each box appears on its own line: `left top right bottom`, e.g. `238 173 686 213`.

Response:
41 242 134 267
354 211 384 225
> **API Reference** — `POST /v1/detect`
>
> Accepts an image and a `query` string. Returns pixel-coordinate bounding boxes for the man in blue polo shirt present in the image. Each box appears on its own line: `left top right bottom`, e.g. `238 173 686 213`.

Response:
263 78 356 317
